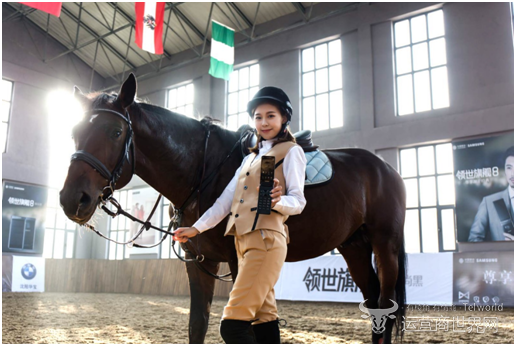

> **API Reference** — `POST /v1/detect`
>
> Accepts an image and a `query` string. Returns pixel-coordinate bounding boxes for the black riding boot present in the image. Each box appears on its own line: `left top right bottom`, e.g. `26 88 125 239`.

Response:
252 319 281 344
220 319 257 344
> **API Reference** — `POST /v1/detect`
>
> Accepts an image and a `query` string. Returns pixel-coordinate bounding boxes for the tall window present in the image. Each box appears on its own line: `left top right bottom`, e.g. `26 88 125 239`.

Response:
394 9 449 116
301 39 343 132
108 190 132 260
226 64 259 131
400 143 457 253
2 79 13 153
167 83 194 118
43 189 76 259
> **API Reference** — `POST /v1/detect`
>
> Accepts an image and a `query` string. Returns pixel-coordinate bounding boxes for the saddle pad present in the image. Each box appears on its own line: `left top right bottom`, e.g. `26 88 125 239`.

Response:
304 150 333 186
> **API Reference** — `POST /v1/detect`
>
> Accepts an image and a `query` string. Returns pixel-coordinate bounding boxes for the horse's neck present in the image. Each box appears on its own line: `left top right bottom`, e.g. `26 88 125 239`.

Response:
131 104 239 209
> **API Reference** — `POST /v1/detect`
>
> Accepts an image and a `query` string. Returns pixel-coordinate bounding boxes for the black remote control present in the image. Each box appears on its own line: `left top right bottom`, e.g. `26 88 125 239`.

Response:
257 156 275 215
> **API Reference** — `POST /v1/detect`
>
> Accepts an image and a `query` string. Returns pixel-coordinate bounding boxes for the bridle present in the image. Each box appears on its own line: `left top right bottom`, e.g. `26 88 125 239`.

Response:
70 106 246 282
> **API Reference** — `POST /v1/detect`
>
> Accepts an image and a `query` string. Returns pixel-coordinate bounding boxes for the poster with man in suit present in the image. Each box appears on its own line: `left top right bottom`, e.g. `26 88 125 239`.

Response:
454 132 514 242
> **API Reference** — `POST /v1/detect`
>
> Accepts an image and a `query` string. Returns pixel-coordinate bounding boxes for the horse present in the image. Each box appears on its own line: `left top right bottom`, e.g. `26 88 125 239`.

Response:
59 73 407 344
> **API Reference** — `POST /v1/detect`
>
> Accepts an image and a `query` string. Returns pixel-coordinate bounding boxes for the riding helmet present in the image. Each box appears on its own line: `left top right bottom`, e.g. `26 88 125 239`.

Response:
247 86 293 122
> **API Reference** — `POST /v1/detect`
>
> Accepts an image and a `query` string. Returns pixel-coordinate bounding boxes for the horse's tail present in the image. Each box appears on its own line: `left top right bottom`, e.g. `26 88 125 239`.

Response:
395 240 407 342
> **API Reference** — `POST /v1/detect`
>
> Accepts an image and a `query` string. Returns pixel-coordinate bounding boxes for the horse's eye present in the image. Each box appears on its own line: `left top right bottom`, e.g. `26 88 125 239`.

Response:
112 130 122 138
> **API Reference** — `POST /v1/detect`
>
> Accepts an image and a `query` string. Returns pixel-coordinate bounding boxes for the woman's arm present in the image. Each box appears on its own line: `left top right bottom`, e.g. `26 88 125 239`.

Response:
191 154 250 233
272 145 307 215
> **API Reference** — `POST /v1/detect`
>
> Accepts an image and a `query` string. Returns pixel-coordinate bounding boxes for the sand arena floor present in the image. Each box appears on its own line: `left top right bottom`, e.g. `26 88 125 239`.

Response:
2 293 514 344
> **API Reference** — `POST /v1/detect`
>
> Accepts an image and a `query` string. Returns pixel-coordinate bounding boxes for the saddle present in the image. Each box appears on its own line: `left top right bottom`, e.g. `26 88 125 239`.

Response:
238 126 333 186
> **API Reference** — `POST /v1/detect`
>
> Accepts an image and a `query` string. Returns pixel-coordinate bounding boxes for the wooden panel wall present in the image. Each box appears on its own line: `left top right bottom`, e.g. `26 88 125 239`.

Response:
45 259 233 297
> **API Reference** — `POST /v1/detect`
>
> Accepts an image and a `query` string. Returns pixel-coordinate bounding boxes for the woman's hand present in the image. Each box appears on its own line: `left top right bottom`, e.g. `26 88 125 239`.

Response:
173 227 200 243
257 178 282 208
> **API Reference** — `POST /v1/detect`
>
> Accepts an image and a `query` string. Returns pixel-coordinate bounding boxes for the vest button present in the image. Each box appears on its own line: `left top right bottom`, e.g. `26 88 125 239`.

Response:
235 214 239 218
246 172 249 176
229 212 232 216
240 199 244 203
244 186 248 190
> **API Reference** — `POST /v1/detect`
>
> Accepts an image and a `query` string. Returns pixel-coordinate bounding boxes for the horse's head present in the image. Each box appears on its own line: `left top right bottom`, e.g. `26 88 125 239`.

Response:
60 74 138 224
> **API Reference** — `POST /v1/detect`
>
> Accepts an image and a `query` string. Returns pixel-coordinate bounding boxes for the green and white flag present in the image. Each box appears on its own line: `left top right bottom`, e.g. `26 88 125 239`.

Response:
209 20 235 80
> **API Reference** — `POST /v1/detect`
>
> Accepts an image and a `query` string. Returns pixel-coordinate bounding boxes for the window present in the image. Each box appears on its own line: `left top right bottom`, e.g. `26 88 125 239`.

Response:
394 9 449 116
400 143 457 253
167 83 195 118
226 64 259 131
108 190 132 260
43 189 76 259
2 79 13 153
301 39 343 132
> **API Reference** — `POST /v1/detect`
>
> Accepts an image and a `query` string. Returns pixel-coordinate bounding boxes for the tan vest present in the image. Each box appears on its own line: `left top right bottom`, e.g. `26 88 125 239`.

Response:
225 141 298 242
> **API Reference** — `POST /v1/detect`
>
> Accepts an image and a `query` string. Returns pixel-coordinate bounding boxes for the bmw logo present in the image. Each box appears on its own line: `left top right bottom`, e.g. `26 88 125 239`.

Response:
21 263 37 280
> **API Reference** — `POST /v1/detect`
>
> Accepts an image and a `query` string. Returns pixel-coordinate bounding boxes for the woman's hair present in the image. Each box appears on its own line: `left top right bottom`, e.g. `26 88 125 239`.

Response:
248 100 296 154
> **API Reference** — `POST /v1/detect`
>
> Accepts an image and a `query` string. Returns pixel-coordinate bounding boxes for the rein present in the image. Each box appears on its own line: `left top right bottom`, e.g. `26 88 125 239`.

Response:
71 107 245 282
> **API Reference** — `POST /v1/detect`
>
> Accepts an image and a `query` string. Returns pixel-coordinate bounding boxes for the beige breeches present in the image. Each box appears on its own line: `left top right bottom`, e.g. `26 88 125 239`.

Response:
222 229 287 324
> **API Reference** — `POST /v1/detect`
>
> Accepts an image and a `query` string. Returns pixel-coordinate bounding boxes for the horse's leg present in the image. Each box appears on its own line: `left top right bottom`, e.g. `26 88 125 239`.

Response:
337 237 382 344
185 259 219 344
371 237 402 344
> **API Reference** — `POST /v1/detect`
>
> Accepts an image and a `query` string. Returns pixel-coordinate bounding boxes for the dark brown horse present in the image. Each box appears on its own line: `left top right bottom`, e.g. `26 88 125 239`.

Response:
60 74 407 344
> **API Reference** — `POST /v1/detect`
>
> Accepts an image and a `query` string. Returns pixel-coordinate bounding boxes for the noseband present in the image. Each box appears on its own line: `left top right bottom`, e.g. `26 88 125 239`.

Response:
71 108 135 200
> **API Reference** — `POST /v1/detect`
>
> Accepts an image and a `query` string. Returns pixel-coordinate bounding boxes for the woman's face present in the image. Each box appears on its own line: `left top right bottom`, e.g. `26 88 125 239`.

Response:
253 103 287 140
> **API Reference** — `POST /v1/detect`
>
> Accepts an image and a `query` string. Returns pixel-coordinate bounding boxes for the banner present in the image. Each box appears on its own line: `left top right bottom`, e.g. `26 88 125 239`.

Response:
11 256 45 292
453 252 513 306
19 2 62 17
135 2 165 54
209 20 235 80
128 187 161 256
453 133 514 242
275 253 453 305
2 181 48 254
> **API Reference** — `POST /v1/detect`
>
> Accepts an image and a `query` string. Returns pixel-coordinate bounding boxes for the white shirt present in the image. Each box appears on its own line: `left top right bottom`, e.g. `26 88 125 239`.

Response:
193 138 307 233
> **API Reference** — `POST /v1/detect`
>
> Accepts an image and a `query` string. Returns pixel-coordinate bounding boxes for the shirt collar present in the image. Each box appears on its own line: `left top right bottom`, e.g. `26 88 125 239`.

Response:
259 138 278 150
509 186 514 199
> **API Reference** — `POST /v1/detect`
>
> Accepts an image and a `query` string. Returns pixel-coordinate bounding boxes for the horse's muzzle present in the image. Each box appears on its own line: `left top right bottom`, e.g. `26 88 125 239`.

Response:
59 189 97 224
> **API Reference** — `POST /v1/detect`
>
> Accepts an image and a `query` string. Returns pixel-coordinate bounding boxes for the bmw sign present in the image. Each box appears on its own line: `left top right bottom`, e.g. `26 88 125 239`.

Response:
21 263 37 280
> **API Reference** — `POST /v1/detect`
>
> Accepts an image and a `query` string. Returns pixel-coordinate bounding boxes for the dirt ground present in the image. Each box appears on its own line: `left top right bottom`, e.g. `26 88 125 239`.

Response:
2 293 514 344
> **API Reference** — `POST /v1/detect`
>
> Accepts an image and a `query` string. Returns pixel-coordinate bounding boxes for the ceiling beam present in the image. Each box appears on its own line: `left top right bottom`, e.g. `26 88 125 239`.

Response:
169 3 206 42
228 3 253 28
292 2 307 20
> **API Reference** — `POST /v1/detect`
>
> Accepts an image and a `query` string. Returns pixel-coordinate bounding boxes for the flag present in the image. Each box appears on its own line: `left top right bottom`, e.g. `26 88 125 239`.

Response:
19 2 62 17
209 20 235 81
135 2 165 55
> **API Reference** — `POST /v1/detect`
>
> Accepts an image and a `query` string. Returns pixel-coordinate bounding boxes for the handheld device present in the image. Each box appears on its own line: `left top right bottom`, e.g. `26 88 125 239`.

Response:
257 156 275 215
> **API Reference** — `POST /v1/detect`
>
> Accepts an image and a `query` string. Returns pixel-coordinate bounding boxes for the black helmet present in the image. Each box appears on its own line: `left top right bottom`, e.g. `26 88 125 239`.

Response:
247 86 293 122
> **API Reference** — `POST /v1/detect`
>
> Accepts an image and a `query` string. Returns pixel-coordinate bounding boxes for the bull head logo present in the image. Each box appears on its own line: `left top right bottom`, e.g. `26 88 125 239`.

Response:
359 299 398 334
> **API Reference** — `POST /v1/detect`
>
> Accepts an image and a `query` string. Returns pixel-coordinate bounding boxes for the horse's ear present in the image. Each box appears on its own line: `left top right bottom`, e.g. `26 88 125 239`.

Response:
118 73 137 109
73 86 89 107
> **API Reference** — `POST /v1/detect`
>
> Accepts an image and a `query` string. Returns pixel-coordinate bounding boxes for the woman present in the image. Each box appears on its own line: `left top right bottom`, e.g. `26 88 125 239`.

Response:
173 86 307 344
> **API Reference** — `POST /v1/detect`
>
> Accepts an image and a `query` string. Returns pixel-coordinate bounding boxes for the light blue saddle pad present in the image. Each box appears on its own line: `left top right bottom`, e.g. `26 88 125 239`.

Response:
304 150 333 186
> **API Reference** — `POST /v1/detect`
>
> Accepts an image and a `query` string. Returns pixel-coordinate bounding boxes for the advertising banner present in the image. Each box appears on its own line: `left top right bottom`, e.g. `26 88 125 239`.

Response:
128 187 162 255
275 253 453 305
453 132 514 242
2 181 48 254
453 252 513 307
11 256 45 292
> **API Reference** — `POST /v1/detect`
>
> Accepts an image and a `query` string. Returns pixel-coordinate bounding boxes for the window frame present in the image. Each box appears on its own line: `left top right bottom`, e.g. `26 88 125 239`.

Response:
400 143 457 253
2 79 13 153
225 63 260 131
393 9 449 116
300 38 344 132
166 82 195 119
43 188 77 259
